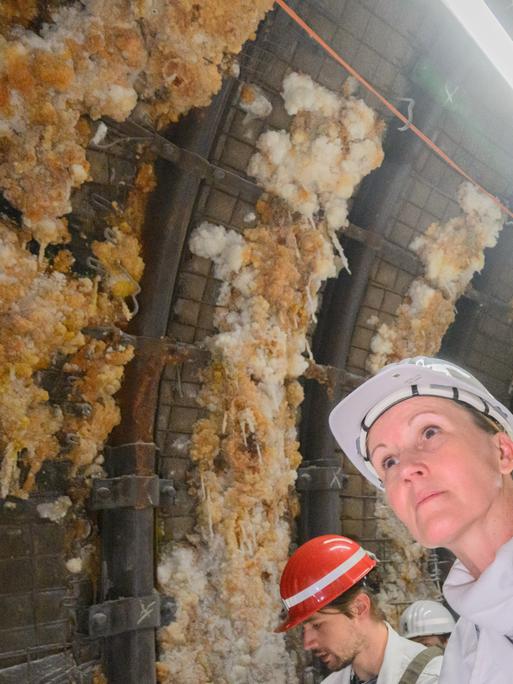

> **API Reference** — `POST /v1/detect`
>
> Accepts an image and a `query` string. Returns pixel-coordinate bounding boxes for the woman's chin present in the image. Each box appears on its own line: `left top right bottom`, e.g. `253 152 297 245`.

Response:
413 517 459 550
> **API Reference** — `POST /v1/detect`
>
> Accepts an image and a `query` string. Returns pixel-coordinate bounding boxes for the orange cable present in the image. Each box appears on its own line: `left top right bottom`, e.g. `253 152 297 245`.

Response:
274 0 513 221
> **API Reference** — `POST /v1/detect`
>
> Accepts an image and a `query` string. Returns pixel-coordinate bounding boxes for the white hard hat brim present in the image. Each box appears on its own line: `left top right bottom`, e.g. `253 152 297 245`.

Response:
329 357 513 490
400 599 456 637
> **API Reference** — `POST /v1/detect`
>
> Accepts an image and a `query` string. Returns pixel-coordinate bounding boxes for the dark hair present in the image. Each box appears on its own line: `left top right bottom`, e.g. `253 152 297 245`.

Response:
318 568 385 622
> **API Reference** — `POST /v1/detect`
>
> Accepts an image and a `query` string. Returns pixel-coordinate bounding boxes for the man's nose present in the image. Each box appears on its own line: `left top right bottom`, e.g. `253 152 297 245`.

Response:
303 626 316 650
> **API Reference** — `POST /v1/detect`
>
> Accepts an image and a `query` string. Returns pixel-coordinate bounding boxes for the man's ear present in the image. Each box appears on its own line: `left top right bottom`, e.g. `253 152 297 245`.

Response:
351 592 371 620
493 432 513 475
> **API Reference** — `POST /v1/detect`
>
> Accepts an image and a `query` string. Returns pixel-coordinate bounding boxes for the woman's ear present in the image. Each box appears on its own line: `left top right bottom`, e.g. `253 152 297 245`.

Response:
493 432 513 475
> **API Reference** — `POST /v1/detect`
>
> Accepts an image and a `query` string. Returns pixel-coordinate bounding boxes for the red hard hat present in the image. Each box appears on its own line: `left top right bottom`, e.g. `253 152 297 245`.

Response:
275 535 376 632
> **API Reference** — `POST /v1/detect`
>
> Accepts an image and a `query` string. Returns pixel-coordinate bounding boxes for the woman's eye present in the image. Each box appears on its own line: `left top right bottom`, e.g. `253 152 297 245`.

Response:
423 425 440 439
382 455 398 471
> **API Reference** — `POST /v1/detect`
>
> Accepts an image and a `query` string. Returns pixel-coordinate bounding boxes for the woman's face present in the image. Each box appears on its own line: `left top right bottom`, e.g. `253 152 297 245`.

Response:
367 396 510 550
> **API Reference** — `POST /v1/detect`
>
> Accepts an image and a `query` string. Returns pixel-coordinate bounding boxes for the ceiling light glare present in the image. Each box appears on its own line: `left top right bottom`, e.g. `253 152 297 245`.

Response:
442 0 513 91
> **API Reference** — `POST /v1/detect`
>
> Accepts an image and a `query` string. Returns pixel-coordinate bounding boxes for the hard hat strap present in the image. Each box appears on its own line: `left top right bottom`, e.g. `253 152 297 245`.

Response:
356 383 513 483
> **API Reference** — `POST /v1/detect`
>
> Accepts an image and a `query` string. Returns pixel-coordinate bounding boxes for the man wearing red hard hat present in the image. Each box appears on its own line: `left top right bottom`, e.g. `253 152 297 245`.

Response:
277 535 442 683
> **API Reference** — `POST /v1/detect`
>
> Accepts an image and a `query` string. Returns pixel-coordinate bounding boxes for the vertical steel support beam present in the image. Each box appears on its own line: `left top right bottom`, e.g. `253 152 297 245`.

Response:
135 80 239 340
296 462 346 541
100 78 238 681
101 442 157 684
101 342 166 684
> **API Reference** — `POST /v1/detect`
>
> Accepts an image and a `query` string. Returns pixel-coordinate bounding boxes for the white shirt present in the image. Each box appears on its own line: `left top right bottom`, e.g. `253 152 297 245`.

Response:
441 536 513 683
322 623 442 684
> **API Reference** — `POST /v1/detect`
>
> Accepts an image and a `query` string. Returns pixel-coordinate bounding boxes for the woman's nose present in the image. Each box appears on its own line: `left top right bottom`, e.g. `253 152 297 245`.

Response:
399 450 428 481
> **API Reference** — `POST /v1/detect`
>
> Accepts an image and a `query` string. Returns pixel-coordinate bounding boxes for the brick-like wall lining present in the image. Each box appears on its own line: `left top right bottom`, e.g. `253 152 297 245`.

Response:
0 139 140 673
156 0 513 588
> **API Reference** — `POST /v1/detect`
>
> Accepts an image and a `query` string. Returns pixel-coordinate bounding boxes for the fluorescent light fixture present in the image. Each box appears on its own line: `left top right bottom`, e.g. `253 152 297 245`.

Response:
442 0 513 91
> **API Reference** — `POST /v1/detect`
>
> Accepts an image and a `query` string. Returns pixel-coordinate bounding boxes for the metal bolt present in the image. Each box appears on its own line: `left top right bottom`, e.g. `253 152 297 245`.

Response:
63 433 80 446
160 597 177 626
298 473 312 483
91 612 108 631
96 486 111 500
213 168 225 181
161 485 175 498
76 402 93 418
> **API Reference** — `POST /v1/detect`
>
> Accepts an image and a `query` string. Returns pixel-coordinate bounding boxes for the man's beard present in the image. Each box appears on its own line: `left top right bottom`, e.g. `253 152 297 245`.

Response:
335 655 355 671
323 651 356 671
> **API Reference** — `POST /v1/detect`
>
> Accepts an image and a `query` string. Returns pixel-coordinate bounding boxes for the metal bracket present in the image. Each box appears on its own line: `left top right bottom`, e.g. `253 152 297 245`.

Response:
87 593 177 637
159 479 177 509
160 595 177 627
89 593 161 637
91 475 159 510
296 464 346 492
91 475 176 510
106 118 262 201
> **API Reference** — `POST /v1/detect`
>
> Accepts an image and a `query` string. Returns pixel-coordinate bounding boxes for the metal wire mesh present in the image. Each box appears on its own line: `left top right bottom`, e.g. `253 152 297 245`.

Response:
0 505 101 679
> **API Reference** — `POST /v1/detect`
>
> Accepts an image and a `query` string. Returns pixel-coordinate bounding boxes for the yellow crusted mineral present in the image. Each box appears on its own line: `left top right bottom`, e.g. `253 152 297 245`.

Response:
0 0 273 242
0 157 155 497
367 183 504 374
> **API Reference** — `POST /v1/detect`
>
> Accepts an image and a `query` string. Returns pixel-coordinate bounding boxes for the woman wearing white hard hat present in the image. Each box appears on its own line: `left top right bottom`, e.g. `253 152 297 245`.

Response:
329 356 513 684
399 600 455 649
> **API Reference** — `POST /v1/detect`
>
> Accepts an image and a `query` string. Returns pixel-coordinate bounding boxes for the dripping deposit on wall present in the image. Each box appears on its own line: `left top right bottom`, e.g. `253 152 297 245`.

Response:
3 0 511 679
368 182 504 373
0 0 274 496
157 71 385 683
0 1 276 674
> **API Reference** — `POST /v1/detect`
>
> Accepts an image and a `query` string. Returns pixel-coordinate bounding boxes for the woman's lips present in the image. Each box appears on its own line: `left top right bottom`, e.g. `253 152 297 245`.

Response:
416 491 443 508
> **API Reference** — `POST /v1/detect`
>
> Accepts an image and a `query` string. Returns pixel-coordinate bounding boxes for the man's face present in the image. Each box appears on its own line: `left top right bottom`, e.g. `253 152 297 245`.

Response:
302 610 363 671
411 634 447 649
367 396 507 550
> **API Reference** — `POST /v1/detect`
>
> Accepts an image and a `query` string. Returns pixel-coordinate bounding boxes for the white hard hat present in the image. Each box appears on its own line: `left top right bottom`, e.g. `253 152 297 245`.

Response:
400 600 456 638
329 356 513 490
